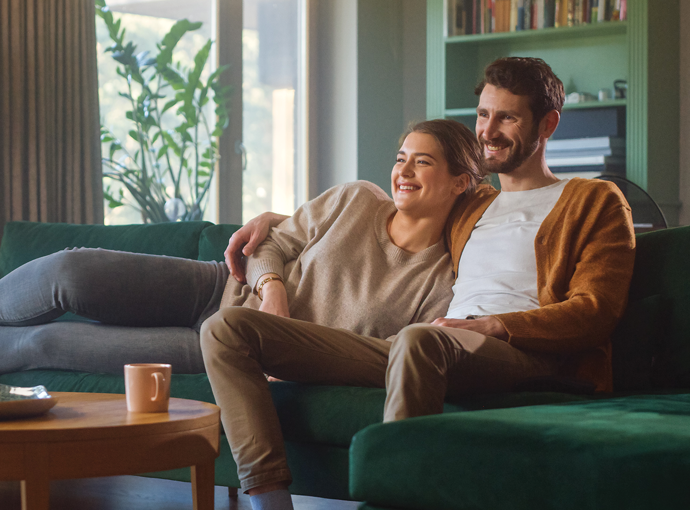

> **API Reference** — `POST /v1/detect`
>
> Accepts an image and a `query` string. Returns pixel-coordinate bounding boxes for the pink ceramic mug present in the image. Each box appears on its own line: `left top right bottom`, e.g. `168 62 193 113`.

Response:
124 363 172 412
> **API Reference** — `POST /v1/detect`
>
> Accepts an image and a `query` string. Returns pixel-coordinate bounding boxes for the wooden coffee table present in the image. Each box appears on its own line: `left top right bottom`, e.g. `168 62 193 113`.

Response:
0 392 220 510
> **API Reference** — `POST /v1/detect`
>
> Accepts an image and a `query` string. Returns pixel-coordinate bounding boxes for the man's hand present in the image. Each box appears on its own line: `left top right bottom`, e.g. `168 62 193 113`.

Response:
431 316 509 341
259 280 290 318
225 212 289 282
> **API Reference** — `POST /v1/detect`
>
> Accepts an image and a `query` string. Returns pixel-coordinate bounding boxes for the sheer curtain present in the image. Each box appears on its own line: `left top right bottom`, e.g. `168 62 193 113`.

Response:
0 0 103 240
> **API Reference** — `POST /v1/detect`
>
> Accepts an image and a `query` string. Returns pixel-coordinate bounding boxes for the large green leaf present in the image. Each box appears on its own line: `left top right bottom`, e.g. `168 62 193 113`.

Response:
181 40 212 124
156 145 169 160
161 99 179 114
162 131 181 157
156 19 202 69
108 140 122 160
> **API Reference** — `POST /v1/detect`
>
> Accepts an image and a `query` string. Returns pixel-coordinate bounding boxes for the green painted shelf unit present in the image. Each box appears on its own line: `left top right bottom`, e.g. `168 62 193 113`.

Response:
426 0 680 225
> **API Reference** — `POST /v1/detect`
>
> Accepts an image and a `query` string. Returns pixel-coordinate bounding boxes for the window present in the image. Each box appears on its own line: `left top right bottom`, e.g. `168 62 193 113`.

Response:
96 0 308 225
242 0 307 222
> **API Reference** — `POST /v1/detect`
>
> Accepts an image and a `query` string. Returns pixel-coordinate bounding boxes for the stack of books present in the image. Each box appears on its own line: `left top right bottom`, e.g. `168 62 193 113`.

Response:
546 136 625 179
448 0 627 36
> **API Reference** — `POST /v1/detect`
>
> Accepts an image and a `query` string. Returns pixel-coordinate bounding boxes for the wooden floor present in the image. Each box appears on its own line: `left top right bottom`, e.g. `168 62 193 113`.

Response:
0 476 361 510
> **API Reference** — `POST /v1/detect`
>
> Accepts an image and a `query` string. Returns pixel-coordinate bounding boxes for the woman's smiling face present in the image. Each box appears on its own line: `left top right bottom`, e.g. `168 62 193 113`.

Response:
391 132 466 217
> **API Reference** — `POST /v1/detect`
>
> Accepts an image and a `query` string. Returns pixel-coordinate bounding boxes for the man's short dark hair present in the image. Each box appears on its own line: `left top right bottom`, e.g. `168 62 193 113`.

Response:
474 57 565 124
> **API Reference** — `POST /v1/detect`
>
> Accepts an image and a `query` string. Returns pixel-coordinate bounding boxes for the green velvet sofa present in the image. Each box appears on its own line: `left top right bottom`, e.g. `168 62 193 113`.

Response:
1 220 689 509
350 225 690 510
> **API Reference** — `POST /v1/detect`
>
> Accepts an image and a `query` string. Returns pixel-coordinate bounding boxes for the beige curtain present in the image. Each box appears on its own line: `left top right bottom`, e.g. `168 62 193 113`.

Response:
0 0 103 240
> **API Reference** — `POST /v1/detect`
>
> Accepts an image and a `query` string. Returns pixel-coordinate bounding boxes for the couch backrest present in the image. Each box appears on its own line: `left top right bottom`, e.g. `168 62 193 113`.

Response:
196 224 241 262
6 220 683 391
611 225 690 391
0 220 241 278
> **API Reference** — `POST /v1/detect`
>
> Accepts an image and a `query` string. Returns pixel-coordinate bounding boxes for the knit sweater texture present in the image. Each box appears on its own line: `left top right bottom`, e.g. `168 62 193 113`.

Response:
446 178 636 391
221 181 455 340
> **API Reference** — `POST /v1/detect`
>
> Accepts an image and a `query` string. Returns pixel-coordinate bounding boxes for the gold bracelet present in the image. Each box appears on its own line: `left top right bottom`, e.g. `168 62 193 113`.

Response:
256 275 283 301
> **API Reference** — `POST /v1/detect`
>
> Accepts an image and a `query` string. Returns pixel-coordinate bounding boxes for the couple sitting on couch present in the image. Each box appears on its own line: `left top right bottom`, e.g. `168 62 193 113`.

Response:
0 57 635 510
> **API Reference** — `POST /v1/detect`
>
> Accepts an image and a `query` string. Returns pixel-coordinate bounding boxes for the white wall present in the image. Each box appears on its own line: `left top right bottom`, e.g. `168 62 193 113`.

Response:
311 0 358 195
401 0 427 128
310 0 427 196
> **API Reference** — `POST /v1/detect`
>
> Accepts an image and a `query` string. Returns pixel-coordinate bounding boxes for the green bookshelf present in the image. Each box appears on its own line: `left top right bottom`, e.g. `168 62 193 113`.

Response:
427 0 680 225
445 99 627 118
446 18 627 44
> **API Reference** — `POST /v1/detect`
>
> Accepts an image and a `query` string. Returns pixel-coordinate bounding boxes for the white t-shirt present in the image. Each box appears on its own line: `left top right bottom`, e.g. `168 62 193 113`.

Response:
446 179 568 319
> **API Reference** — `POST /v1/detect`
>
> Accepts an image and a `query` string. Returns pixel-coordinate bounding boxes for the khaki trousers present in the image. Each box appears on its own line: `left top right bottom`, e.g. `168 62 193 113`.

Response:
200 308 560 492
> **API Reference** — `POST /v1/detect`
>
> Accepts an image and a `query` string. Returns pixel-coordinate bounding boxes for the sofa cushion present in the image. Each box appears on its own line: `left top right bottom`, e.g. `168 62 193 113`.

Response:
651 293 690 388
350 394 690 510
271 383 586 446
0 220 212 277
611 294 663 391
0 371 585 448
197 223 241 262
628 226 690 389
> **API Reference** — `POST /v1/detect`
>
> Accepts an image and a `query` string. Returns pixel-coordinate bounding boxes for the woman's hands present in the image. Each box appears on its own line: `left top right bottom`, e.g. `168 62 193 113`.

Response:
224 212 289 283
258 275 290 318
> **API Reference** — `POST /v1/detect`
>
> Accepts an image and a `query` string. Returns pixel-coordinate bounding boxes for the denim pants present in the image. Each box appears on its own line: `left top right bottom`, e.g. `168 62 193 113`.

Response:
0 248 228 374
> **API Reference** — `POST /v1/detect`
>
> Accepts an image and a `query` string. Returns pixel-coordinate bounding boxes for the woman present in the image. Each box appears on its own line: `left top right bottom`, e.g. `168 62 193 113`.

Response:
198 119 483 508
0 120 480 378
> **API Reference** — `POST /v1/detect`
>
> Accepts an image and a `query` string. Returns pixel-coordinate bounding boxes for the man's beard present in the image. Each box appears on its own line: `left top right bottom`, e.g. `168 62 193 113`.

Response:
480 129 540 175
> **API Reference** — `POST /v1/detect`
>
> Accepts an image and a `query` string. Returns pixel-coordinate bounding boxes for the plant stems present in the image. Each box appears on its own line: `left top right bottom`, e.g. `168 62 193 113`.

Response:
97 7 229 223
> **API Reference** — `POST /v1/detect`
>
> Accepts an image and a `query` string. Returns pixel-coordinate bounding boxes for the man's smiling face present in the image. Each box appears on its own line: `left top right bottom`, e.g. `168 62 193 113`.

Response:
475 84 541 175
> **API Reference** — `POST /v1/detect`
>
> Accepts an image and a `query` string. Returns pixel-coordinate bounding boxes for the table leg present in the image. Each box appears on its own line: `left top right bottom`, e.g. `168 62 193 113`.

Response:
20 478 50 510
192 461 215 510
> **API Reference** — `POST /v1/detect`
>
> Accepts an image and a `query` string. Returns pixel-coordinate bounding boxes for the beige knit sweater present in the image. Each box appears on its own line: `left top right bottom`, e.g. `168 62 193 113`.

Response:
220 181 455 340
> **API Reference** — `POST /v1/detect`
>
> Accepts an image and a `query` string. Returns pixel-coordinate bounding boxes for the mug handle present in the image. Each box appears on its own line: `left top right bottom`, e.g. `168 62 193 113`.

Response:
151 372 165 402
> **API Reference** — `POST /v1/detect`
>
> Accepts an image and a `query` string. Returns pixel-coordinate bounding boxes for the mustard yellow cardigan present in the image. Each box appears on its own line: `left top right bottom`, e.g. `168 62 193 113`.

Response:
446 178 636 392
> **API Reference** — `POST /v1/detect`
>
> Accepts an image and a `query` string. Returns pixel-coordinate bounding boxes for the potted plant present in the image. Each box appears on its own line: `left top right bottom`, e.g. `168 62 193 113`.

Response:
96 0 231 222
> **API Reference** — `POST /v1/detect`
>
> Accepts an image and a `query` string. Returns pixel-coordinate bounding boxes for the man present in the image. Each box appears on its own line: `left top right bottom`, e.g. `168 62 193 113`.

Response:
206 57 635 509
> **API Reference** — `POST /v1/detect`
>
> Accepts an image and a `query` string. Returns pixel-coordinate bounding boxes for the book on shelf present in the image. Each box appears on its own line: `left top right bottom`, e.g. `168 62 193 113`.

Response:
544 0 556 28
535 0 544 29
447 0 624 36
486 0 493 33
552 165 625 180
590 0 598 22
510 0 518 31
555 0 566 26
546 136 624 151
546 148 624 159
546 155 625 167
553 170 604 180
